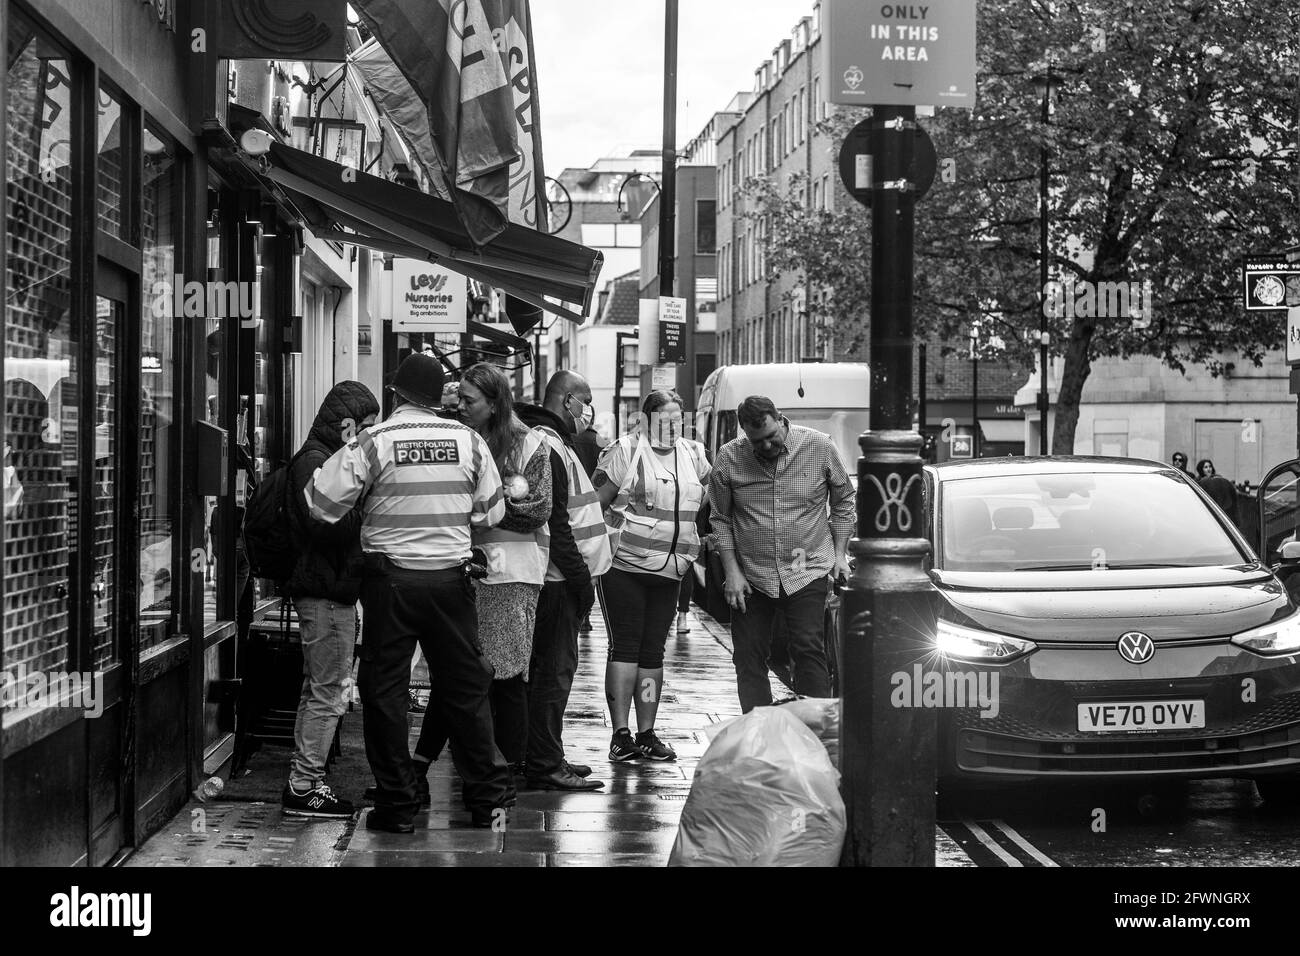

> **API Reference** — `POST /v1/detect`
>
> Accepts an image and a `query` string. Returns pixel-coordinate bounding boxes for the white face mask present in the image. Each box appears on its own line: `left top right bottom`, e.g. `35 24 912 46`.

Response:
569 395 594 432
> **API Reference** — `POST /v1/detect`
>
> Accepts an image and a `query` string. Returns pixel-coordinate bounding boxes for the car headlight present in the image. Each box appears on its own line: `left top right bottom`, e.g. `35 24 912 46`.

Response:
1230 612 1300 656
936 618 1037 662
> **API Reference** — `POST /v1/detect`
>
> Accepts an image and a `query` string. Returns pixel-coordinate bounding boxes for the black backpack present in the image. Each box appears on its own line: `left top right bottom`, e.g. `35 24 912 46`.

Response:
243 451 305 583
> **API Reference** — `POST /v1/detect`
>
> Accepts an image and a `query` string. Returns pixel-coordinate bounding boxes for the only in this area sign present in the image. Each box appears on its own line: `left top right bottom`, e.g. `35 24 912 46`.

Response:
824 0 976 107
658 296 687 364
1242 256 1300 311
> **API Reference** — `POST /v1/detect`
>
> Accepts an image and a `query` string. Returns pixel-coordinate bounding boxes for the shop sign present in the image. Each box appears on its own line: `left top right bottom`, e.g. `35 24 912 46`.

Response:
391 259 467 334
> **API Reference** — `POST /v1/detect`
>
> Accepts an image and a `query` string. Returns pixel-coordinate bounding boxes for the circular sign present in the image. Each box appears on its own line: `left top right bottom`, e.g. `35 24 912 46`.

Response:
837 117 938 208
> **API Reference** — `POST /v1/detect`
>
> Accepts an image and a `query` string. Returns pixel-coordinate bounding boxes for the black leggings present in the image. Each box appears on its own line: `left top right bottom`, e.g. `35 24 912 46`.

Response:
600 567 679 668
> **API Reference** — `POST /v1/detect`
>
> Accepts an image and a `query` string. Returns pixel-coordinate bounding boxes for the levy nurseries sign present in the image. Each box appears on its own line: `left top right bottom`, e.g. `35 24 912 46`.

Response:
391 258 468 334
824 1 976 108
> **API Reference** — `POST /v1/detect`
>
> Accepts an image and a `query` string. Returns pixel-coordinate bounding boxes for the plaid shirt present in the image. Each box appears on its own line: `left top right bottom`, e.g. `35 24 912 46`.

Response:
707 419 856 599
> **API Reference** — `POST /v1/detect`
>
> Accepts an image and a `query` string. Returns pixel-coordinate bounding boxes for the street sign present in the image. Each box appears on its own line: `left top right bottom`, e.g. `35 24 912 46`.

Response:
391 258 467 333
838 117 937 208
823 0 977 108
950 433 973 458
1242 256 1300 311
652 365 676 391
659 320 686 364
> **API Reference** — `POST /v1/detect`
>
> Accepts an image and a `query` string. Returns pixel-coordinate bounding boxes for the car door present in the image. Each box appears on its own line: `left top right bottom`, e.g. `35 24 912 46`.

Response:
1257 458 1300 602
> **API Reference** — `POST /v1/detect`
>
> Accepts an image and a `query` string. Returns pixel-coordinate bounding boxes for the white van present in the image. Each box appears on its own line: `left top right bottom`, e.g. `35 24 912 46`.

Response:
694 362 871 472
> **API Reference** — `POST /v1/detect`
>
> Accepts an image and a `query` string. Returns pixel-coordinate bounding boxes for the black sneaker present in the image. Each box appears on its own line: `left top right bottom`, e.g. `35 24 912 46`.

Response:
282 782 355 818
608 728 645 762
635 730 677 762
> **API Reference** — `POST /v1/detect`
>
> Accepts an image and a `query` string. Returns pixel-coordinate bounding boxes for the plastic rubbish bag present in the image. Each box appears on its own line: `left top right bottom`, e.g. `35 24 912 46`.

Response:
776 697 840 769
668 706 846 867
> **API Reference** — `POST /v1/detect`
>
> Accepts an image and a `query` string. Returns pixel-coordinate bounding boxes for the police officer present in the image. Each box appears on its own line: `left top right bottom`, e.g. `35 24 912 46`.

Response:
306 353 513 831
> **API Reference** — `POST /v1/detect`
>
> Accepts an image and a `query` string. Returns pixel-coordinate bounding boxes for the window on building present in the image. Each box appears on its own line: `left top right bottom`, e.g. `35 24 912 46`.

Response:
6 16 77 675
822 173 831 210
798 89 806 144
696 200 716 254
614 222 640 247
581 223 616 247
138 120 179 647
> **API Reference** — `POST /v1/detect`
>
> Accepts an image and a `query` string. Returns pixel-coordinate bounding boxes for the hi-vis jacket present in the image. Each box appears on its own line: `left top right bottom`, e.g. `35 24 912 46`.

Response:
473 427 551 587
598 434 709 580
535 424 612 582
306 404 504 570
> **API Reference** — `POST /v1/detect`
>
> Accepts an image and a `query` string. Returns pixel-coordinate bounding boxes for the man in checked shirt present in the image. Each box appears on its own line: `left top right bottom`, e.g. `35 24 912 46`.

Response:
707 395 856 712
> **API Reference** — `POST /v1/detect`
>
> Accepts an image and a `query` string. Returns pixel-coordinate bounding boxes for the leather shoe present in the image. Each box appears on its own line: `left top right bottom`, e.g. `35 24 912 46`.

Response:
564 761 592 777
472 805 511 828
365 810 415 834
525 767 605 791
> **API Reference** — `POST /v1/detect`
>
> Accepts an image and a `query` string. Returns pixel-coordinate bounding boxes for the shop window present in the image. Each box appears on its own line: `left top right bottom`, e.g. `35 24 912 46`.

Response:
4 14 77 676
139 121 178 648
202 215 225 627
92 296 122 669
96 83 126 240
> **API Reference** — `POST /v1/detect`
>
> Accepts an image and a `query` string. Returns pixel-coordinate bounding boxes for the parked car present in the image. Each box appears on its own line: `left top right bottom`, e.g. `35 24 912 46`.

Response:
925 456 1300 804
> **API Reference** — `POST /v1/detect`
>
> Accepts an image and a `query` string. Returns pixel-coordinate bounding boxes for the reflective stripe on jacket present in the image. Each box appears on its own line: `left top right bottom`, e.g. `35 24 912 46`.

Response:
536 425 612 581
602 434 706 579
474 427 551 586
306 404 504 570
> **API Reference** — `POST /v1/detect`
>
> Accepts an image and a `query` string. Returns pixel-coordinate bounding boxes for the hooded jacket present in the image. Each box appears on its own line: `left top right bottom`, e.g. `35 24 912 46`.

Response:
515 402 591 589
287 381 381 604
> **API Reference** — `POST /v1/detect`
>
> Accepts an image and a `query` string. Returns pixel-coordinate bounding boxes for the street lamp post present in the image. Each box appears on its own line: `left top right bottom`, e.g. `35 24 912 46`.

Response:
1036 67 1054 456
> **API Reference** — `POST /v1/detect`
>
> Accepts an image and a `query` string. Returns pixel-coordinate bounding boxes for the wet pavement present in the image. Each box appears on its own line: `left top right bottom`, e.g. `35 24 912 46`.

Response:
131 602 1254 867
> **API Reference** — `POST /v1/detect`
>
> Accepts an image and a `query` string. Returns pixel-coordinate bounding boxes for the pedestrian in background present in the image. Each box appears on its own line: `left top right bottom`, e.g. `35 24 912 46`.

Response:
305 353 513 831
281 382 379 818
516 370 610 791
594 390 710 763
708 395 855 713
1171 451 1193 479
1196 458 1239 522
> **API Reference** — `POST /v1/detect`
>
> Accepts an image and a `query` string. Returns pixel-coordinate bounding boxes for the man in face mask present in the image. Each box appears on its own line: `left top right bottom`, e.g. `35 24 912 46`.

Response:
707 395 856 712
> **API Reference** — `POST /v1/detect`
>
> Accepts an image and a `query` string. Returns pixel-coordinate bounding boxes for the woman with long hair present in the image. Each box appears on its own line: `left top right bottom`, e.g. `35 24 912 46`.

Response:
594 389 710 763
447 363 552 769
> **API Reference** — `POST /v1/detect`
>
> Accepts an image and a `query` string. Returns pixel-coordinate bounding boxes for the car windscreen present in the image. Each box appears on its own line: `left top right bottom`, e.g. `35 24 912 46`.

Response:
939 471 1246 572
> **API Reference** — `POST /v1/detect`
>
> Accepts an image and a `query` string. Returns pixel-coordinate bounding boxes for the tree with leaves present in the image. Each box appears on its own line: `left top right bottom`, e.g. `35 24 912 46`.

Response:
749 0 1298 452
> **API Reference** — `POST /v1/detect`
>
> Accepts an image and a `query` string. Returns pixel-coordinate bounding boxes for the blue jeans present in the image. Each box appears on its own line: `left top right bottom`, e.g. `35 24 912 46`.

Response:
289 596 356 790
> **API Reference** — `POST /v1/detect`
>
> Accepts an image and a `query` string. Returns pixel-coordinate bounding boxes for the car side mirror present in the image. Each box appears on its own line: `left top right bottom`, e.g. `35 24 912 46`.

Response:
1281 541 1300 566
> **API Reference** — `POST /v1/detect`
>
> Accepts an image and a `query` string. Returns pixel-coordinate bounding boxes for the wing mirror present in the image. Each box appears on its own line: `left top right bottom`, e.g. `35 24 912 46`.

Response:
1281 541 1300 566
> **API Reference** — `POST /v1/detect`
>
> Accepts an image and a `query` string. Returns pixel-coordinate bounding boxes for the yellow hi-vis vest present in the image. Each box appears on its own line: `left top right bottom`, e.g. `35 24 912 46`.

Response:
535 425 612 581
473 427 550 586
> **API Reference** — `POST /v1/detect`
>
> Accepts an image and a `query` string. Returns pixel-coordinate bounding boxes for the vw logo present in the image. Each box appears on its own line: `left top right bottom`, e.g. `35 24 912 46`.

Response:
1117 631 1155 664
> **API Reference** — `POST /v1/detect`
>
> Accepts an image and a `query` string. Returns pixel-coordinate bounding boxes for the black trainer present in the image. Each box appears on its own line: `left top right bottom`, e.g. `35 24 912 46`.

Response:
609 728 645 762
282 782 355 818
635 729 677 762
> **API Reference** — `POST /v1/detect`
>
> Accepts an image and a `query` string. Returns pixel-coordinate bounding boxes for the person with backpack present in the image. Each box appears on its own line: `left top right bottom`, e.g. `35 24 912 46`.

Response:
280 381 379 817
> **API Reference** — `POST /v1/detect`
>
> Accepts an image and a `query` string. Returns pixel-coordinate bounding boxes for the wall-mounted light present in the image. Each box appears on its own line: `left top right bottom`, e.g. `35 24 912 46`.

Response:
240 128 275 157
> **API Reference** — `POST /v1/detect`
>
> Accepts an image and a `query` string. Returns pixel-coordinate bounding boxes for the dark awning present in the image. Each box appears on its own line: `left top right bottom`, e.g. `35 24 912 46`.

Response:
239 141 601 324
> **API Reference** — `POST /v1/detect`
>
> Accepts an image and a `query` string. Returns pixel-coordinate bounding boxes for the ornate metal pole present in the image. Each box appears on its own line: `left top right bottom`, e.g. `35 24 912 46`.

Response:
840 105 941 866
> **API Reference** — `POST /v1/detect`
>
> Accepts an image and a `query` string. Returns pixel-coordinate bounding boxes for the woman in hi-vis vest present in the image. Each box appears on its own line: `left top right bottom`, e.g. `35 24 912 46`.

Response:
452 363 552 770
594 390 710 763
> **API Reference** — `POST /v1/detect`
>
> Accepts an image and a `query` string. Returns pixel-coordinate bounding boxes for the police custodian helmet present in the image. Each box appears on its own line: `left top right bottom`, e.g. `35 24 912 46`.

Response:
388 352 446 410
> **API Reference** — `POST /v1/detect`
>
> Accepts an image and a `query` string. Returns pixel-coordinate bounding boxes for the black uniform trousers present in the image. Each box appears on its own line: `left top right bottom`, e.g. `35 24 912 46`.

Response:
524 580 580 778
358 556 512 820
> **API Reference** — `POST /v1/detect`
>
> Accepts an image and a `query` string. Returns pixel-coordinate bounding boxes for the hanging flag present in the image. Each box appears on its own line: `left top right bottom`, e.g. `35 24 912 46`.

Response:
490 0 547 231
352 0 521 247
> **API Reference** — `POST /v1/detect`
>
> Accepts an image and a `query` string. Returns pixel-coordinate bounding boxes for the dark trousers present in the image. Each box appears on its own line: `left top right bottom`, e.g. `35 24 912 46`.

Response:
525 581 579 777
358 559 511 819
415 673 529 767
731 577 830 712
601 566 679 668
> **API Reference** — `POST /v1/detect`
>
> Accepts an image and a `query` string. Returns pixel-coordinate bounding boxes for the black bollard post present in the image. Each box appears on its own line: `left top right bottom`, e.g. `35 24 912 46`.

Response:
840 105 941 866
